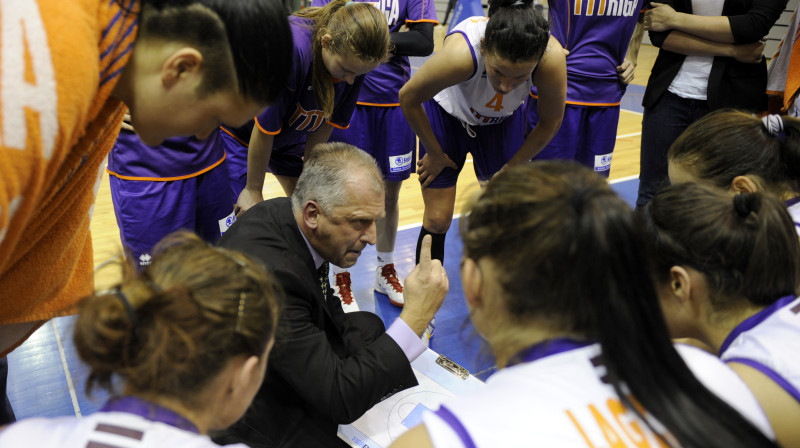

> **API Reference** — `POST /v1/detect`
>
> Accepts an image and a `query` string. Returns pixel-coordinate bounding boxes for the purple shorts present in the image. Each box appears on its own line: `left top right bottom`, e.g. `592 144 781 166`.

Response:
528 100 620 177
219 128 305 195
329 105 416 181
420 99 527 188
110 162 236 269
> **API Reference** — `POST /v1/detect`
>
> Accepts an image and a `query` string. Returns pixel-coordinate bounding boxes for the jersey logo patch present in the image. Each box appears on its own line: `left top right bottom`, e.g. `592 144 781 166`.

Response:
389 151 413 173
139 253 152 266
594 153 612 172
219 211 236 235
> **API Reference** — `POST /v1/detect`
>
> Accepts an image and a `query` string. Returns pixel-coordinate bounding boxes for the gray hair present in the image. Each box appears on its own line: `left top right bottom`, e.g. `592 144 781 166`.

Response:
291 142 384 214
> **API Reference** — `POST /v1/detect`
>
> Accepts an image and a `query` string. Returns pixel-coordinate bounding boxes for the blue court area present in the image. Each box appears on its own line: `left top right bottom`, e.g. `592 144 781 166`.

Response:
6 177 640 421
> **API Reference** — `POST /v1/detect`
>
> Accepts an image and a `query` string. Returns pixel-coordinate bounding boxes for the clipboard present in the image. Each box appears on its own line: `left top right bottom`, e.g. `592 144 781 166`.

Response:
338 348 485 448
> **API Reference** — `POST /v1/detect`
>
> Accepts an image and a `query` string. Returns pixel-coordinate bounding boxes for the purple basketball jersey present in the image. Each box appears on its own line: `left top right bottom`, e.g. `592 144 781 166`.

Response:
108 131 224 179
534 0 648 105
255 16 365 152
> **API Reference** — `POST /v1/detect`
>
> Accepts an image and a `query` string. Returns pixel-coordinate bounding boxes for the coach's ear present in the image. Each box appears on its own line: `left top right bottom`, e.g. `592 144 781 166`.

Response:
302 200 322 230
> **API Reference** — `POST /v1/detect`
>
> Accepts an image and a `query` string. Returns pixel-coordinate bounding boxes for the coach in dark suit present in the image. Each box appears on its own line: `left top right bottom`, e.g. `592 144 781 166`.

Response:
636 0 786 208
213 142 448 447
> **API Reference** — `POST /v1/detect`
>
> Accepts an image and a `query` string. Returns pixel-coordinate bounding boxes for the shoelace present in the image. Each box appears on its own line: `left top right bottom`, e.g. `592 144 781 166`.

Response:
380 264 403 292
335 273 355 305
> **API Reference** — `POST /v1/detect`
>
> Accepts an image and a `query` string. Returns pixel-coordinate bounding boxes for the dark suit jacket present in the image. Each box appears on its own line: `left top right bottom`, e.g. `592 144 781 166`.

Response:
642 0 787 110
215 198 417 448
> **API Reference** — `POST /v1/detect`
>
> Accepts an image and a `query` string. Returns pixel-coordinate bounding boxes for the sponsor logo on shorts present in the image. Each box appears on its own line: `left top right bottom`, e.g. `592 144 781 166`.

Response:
219 211 237 235
139 253 152 267
389 151 413 173
594 153 612 172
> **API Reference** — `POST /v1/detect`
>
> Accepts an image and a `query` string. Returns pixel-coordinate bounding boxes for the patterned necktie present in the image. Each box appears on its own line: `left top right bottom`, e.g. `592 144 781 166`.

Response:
318 262 330 302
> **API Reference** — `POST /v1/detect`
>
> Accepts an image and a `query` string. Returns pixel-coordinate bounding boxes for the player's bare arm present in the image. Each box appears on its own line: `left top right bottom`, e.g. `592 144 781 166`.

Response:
507 36 566 166
399 32 474 187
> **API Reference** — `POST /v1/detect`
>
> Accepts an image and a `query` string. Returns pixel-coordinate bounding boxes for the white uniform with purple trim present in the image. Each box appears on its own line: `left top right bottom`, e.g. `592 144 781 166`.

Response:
0 412 248 447
786 199 800 236
421 341 773 447
434 17 532 127
720 295 800 405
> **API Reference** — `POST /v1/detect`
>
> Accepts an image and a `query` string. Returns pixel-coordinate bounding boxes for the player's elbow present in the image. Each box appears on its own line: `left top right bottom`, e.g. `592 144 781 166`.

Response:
398 85 416 113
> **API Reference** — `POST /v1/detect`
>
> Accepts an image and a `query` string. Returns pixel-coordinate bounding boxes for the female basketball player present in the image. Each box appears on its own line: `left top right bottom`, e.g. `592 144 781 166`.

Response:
645 183 800 447
667 110 800 234
0 0 291 417
229 0 391 212
391 161 776 448
398 0 566 265
0 233 282 446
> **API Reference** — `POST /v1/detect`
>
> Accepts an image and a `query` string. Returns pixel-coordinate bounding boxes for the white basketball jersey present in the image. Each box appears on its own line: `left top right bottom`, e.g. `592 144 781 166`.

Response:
786 200 800 237
422 342 774 447
721 295 800 403
433 17 533 127
0 411 249 447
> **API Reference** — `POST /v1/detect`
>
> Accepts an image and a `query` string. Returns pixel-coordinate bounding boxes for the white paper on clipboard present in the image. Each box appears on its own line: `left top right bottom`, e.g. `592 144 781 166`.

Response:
338 349 485 448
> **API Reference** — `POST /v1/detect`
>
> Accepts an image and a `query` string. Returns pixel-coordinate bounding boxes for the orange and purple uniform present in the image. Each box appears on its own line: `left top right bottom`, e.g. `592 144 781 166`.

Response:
0 0 138 350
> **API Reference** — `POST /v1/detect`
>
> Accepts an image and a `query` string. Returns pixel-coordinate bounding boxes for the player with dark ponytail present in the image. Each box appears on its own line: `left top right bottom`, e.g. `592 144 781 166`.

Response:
392 161 776 448
399 0 566 266
644 182 800 446
668 109 800 234
0 232 282 446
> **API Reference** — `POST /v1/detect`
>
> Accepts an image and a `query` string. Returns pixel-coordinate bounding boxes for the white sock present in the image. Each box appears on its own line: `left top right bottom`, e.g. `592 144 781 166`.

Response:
331 264 348 275
376 251 393 266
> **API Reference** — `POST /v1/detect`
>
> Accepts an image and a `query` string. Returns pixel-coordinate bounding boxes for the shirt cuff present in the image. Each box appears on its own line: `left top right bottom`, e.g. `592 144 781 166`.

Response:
386 318 426 362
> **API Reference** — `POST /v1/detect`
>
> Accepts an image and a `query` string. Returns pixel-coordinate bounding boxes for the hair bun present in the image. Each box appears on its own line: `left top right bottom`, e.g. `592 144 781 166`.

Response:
733 193 762 219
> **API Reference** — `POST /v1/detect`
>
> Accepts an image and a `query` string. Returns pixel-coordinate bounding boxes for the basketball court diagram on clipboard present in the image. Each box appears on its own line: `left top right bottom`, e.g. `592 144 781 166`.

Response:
339 349 485 448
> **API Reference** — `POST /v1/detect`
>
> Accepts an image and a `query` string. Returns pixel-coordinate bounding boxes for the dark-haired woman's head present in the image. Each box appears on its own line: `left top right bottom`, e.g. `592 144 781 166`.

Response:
479 0 549 96
74 232 282 431
668 109 800 200
643 182 800 339
483 0 549 62
126 0 293 145
460 161 655 341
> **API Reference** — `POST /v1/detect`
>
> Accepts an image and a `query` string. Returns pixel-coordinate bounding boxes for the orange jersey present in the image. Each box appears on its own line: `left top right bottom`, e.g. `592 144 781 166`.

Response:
0 0 138 335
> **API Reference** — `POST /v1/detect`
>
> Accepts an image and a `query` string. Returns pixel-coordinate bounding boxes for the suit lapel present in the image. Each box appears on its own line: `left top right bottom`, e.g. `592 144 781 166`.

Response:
275 199 342 327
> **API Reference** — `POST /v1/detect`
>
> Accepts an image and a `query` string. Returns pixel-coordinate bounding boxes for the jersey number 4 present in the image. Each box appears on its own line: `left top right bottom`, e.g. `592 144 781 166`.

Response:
485 94 504 112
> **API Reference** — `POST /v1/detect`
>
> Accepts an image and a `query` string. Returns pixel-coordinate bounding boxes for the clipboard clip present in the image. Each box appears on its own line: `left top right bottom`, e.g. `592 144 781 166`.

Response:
436 354 470 380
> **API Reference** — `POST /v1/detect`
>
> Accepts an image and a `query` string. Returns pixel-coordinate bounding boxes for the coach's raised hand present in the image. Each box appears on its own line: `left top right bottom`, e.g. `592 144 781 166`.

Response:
400 235 448 336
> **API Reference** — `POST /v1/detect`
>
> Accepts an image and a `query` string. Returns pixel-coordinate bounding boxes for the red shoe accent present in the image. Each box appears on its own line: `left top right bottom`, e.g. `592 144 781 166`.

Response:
380 264 403 293
334 272 354 305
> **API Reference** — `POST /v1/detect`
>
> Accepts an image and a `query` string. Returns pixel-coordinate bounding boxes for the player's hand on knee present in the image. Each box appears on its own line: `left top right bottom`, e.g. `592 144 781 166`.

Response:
400 235 448 336
417 153 457 188
235 188 264 217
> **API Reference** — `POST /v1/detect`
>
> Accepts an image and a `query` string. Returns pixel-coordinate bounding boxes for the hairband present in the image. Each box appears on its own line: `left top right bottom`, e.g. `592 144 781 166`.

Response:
733 194 751 218
114 288 139 330
762 114 785 141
